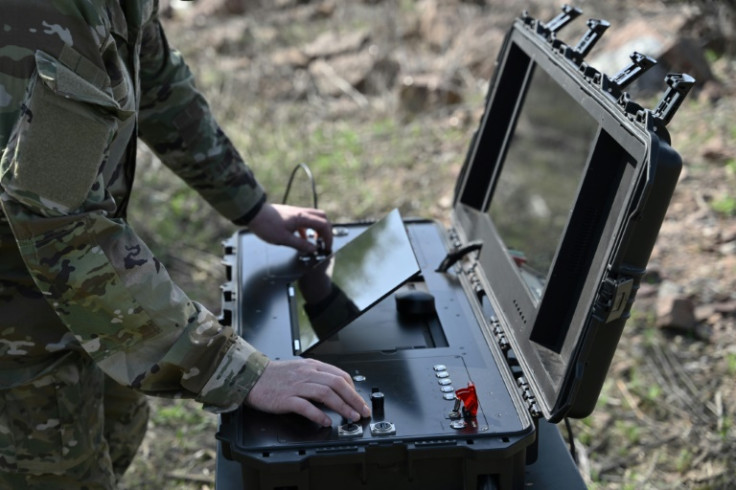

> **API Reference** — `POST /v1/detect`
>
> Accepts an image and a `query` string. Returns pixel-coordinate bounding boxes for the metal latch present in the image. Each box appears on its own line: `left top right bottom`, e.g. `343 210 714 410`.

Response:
653 73 696 126
567 18 610 64
596 276 635 322
609 52 658 90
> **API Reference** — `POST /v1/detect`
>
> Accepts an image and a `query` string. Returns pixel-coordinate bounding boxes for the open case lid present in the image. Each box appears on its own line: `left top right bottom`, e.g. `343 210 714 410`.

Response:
452 6 694 422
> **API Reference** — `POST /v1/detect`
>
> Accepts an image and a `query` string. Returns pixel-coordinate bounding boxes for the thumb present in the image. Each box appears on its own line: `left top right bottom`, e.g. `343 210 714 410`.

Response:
284 230 318 253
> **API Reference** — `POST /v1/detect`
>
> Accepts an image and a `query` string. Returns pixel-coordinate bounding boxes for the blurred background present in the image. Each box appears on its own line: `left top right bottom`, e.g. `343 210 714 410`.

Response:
121 1 736 488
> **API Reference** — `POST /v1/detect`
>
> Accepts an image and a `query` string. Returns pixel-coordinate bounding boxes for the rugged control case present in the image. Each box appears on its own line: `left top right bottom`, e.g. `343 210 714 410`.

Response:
216 6 694 489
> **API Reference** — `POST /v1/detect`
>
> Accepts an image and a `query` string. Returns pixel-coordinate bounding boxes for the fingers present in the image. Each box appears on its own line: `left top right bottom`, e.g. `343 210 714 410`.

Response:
248 203 333 253
298 210 333 253
282 380 360 427
302 365 371 422
282 396 334 427
245 359 370 427
270 204 333 253
290 361 370 424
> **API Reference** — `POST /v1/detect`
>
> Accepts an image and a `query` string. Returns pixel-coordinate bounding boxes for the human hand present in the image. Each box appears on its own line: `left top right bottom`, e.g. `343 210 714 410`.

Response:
248 202 333 254
245 358 371 427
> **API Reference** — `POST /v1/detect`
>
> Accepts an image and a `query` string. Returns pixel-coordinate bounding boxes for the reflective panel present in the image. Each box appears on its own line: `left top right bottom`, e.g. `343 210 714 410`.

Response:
487 65 597 302
293 209 420 355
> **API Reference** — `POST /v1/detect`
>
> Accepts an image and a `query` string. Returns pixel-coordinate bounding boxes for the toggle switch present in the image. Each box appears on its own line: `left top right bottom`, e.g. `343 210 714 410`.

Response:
370 389 385 418
448 397 462 420
455 382 479 418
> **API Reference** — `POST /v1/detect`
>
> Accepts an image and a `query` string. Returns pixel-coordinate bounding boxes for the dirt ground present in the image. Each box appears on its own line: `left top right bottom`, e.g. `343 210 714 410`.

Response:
120 0 736 488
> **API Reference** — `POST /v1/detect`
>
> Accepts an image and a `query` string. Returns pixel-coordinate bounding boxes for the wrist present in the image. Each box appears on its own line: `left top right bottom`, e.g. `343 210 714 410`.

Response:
232 194 267 226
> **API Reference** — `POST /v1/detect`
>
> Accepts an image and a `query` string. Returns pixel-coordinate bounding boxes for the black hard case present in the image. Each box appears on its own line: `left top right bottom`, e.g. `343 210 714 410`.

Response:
216 8 691 490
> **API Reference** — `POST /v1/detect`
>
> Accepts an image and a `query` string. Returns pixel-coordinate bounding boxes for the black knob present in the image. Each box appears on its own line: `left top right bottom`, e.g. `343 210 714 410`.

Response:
370 391 385 418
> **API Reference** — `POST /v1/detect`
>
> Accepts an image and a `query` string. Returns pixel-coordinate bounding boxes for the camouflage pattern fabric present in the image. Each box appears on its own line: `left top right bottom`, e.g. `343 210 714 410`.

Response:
102 375 150 477
0 354 123 489
0 0 270 483
0 353 150 488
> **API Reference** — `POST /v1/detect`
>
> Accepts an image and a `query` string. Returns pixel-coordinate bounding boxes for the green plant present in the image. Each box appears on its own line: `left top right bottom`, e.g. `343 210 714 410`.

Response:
675 448 694 474
704 49 720 64
710 195 736 216
727 352 736 376
151 399 218 432
725 158 736 176
719 414 733 441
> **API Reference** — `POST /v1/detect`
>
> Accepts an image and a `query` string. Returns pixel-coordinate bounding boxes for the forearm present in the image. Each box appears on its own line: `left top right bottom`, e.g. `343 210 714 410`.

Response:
2 199 267 410
137 19 265 223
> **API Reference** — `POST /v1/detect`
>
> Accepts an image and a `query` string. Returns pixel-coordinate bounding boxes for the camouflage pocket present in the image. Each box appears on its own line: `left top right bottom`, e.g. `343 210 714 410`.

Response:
7 75 115 215
0 354 104 473
0 48 133 217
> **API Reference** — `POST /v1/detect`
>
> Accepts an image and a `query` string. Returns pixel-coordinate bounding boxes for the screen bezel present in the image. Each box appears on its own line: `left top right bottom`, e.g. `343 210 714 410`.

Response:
452 23 651 419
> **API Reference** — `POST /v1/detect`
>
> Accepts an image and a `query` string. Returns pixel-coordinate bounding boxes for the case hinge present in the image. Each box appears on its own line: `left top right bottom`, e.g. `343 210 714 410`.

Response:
481 299 541 417
487 310 511 353
516 376 542 418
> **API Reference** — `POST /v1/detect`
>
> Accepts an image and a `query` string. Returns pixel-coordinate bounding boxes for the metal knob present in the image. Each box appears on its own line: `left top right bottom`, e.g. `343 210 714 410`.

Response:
370 390 385 418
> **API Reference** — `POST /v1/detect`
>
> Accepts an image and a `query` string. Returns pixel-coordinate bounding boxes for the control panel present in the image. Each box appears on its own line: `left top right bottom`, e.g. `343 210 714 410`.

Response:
218 220 534 462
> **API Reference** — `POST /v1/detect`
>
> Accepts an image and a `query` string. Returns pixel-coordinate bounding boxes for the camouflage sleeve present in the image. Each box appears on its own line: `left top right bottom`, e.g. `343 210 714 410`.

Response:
136 16 266 224
0 0 268 413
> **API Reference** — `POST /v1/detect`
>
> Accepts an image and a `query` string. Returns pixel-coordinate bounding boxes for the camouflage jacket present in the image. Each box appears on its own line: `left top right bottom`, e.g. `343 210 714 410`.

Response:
0 0 269 412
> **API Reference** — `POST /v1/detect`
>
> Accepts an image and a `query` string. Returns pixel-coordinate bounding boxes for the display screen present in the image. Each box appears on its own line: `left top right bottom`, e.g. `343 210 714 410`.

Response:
292 209 420 355
487 65 598 302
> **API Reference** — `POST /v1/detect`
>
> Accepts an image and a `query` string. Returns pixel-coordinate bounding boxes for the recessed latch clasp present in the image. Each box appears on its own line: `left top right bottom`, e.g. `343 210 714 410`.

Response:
596 276 635 323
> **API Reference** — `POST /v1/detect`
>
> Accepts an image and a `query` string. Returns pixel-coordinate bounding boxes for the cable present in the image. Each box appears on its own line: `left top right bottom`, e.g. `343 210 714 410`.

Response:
282 162 319 209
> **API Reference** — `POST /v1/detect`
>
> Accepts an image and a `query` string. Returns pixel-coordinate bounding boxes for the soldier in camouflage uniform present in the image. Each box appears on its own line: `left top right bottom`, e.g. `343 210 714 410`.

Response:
0 1 371 488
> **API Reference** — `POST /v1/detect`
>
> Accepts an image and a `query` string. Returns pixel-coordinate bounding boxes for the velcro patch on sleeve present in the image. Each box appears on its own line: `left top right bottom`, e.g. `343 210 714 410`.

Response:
11 75 115 213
